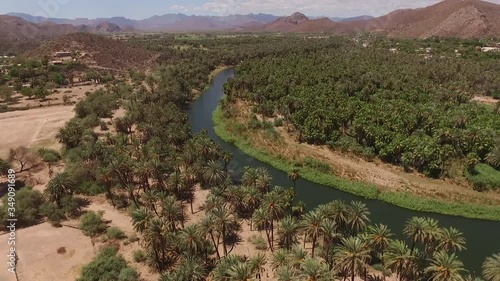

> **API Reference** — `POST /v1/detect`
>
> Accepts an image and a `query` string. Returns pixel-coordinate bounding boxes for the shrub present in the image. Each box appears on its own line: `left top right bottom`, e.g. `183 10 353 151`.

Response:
77 247 138 281
107 227 126 240
0 158 11 176
0 187 45 229
132 249 146 263
38 148 61 165
248 234 268 251
80 211 107 237
273 118 283 127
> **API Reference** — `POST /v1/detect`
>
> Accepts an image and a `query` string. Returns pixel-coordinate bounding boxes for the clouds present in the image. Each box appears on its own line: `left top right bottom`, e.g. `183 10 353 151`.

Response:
170 0 500 16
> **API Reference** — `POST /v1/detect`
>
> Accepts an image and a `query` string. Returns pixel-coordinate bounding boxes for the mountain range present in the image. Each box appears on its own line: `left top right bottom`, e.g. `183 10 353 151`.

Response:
242 0 500 38
6 12 375 32
1 0 499 53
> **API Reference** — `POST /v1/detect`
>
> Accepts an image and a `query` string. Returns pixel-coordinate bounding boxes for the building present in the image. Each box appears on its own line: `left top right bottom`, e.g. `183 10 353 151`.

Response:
53 51 72 57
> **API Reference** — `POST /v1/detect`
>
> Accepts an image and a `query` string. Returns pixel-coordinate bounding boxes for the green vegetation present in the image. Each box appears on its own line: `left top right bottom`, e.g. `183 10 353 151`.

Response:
214 106 500 221
0 187 45 229
465 164 500 191
106 226 127 240
80 211 107 237
222 38 500 180
77 247 139 281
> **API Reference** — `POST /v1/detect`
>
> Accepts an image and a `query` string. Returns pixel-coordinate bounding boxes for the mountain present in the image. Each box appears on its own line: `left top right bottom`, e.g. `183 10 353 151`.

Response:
26 33 157 70
7 12 279 32
95 22 122 33
0 15 80 53
337 0 500 38
243 12 338 32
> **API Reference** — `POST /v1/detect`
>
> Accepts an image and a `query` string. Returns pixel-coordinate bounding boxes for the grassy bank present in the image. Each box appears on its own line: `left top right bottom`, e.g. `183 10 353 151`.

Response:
213 106 500 221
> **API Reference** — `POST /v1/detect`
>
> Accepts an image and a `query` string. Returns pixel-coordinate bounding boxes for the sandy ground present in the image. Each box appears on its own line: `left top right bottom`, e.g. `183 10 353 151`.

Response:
472 95 499 105
0 223 95 281
0 106 75 158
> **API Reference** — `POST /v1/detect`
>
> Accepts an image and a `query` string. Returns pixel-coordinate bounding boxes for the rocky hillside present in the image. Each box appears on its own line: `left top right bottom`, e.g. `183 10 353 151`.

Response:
0 15 79 53
339 0 500 38
243 12 338 32
26 33 157 70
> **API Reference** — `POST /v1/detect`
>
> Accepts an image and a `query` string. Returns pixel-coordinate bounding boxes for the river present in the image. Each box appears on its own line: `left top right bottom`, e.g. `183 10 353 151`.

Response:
188 67 500 274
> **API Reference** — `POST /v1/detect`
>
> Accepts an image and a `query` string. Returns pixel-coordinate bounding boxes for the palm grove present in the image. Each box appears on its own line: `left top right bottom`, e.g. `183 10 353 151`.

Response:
0 34 499 281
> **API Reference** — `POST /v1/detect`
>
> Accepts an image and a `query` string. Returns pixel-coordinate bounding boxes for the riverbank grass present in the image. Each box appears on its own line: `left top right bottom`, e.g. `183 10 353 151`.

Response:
213 106 500 221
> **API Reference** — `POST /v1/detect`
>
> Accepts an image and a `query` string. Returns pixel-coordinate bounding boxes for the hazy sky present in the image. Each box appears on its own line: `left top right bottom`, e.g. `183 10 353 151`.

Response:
2 0 500 19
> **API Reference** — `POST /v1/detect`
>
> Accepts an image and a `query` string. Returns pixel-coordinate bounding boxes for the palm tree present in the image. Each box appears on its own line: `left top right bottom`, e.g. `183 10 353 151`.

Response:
227 262 254 281
255 167 272 194
45 172 77 207
253 207 273 250
161 195 185 230
367 224 393 281
437 227 466 253
272 249 291 271
403 217 428 255
262 190 287 251
384 240 414 281
200 214 221 260
335 237 371 281
425 251 467 281
160 256 208 281
144 218 169 273
482 253 500 281
347 201 371 235
131 208 152 233
203 160 226 188
319 219 342 268
288 168 300 194
250 253 267 280
276 266 298 281
279 216 301 250
222 152 233 172
211 206 236 256
422 217 442 257
179 224 207 256
302 211 322 257
299 257 336 281
242 167 258 187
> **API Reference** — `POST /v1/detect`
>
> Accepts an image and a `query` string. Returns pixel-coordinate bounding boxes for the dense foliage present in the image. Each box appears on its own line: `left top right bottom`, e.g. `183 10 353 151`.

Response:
77 247 139 281
222 36 500 179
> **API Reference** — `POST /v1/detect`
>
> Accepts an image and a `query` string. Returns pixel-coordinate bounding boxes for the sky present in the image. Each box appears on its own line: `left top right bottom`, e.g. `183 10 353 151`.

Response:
1 0 500 19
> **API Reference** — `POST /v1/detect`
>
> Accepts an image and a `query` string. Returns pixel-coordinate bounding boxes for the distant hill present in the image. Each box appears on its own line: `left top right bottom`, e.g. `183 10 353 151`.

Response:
242 12 339 32
0 15 80 53
26 33 157 70
337 0 500 38
95 22 122 33
7 12 279 32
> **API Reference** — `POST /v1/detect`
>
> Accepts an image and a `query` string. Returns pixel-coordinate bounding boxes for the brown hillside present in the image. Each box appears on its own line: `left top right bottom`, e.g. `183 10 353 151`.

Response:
26 33 157 70
338 0 500 38
0 15 79 53
244 12 338 33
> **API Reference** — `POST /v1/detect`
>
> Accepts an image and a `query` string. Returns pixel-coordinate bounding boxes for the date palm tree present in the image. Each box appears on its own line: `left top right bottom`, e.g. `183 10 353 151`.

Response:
299 257 336 281
347 201 371 235
222 151 233 172
482 253 500 281
320 219 342 268
403 217 428 255
334 236 371 281
367 224 393 281
288 168 300 194
253 207 272 250
242 167 258 187
211 206 236 257
425 251 467 281
437 227 466 253
302 211 322 258
179 224 207 257
203 160 226 188
279 216 301 250
250 253 267 280
263 190 287 251
45 172 77 207
384 240 415 281
255 167 272 194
